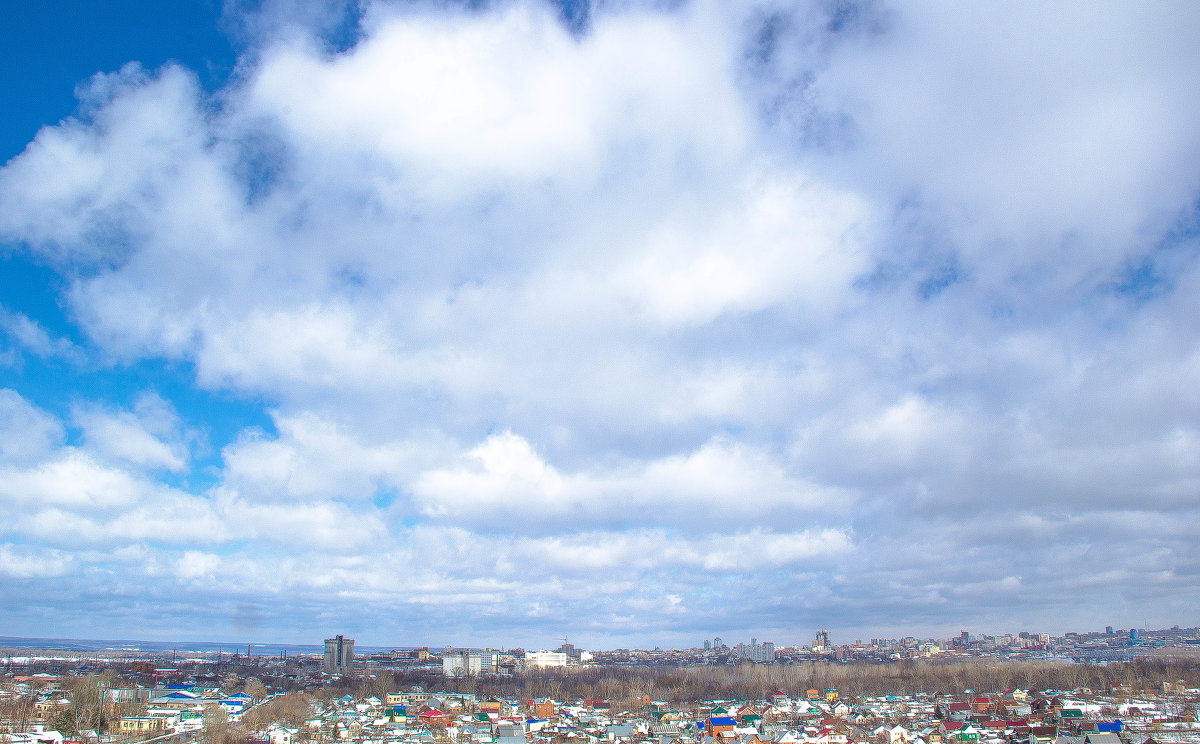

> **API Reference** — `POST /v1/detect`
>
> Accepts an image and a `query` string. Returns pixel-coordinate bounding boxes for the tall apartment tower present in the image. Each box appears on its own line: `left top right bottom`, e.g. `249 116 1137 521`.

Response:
813 628 830 652
733 638 775 662
323 634 354 673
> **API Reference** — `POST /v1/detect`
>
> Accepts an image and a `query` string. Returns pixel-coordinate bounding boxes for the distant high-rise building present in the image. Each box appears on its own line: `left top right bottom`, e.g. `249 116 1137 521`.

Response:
713 636 723 648
813 629 830 652
1106 626 1114 635
703 639 711 650
732 637 775 662
443 648 499 676
323 634 354 673
556 642 582 660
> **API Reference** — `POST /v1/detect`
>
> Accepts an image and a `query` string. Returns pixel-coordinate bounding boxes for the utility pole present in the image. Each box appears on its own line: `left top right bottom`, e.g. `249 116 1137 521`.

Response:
96 678 105 744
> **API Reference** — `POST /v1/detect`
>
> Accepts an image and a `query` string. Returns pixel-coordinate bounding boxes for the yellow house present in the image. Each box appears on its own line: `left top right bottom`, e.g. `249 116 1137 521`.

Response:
117 717 168 734
35 699 69 720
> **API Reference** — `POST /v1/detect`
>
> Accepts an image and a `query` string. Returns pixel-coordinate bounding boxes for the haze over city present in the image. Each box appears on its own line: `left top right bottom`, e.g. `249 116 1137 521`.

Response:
2 0 1200 649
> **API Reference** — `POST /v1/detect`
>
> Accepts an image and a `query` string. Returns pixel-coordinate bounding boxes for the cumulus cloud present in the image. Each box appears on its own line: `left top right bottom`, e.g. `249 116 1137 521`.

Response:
0 0 1199 644
0 389 64 464
218 410 444 501
0 451 149 510
247 2 749 189
801 1 1200 283
0 309 82 363
412 430 850 530
504 528 851 574
174 550 221 581
73 392 194 472
0 543 73 579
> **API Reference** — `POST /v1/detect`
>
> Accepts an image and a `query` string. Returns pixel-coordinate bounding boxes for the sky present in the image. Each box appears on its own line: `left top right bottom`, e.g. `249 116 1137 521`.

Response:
2 0 1200 650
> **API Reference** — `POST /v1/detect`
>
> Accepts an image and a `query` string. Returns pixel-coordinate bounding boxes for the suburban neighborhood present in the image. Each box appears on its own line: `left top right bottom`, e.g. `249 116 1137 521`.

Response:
3 628 1199 744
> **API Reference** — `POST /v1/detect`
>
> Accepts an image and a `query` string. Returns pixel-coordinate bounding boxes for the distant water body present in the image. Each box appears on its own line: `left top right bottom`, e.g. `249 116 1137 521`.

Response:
0 636 407 657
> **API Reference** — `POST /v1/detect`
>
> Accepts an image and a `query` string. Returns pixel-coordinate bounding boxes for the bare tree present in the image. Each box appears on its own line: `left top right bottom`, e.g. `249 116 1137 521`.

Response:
0 685 36 734
64 672 115 737
202 705 230 744
244 678 269 703
241 693 314 733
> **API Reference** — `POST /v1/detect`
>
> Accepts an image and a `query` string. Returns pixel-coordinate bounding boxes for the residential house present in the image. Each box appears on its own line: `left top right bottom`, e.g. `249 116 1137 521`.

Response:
115 717 167 735
705 718 738 737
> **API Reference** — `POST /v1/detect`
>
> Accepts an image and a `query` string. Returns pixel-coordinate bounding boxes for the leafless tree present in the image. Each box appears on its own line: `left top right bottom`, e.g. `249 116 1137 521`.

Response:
244 678 269 703
202 705 230 744
63 671 115 737
0 685 36 734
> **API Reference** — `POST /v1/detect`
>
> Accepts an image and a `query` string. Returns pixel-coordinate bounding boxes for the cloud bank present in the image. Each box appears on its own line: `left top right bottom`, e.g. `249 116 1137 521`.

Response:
1 0 1200 646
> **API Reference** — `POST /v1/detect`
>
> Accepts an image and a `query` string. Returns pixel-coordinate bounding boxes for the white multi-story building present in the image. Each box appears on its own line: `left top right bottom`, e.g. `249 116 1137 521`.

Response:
524 650 568 668
442 648 499 676
732 638 775 663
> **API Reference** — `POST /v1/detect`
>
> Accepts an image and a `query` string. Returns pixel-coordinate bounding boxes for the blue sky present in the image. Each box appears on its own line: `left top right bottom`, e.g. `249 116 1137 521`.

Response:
2 0 1200 649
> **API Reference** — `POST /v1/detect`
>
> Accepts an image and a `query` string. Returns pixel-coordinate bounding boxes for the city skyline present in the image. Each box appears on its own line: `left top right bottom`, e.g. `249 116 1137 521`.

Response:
2 1 1200 648
1 620 1194 656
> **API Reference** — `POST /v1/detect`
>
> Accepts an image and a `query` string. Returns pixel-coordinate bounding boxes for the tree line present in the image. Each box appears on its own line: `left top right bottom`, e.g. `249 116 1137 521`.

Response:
338 656 1200 707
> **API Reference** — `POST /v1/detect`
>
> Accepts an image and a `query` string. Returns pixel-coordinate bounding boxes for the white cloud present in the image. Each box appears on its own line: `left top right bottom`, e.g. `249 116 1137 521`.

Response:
247 2 749 193
805 1 1200 283
221 411 416 497
216 489 387 549
412 430 849 529
791 394 977 485
0 407 388 551
3 483 387 552
616 169 874 326
0 309 82 362
1 0 1200 643
0 389 64 464
0 543 73 579
74 393 192 472
175 550 221 581
504 528 851 574
0 451 147 510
